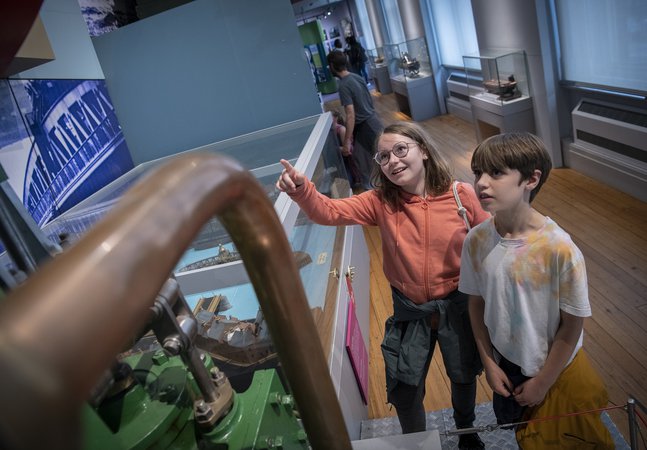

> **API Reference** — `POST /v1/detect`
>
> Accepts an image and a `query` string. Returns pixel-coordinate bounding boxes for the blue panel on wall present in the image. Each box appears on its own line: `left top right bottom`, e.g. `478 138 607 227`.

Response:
91 0 322 165
0 79 134 226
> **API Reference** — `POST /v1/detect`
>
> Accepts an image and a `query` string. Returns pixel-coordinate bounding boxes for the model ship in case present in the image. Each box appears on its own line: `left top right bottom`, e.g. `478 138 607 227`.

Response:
177 244 312 272
483 74 519 100
399 52 420 77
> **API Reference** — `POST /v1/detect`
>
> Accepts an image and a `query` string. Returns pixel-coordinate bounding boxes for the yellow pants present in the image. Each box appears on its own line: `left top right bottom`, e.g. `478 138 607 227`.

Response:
516 350 615 449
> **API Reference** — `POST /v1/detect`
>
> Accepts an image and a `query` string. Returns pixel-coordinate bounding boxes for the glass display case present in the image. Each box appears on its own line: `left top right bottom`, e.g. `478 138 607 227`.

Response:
384 37 432 82
366 47 385 71
40 112 371 440
463 49 531 107
383 38 439 121
462 49 535 142
366 47 392 94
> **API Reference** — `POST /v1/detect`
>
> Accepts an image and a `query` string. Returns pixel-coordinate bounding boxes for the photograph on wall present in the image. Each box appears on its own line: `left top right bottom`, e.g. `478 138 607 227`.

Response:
78 0 194 37
77 0 138 37
0 79 134 227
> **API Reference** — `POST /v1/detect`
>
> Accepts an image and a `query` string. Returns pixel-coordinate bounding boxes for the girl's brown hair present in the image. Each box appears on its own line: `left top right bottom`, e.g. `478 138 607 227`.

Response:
371 122 453 209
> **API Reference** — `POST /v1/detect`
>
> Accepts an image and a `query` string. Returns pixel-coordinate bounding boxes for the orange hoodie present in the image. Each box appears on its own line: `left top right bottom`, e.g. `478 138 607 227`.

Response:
289 181 490 304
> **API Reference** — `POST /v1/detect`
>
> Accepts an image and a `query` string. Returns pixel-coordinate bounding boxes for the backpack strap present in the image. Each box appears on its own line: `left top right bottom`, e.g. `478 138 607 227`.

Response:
452 181 471 231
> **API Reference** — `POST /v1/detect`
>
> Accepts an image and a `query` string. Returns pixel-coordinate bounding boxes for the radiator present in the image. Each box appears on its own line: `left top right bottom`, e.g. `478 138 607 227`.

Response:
445 72 481 123
564 99 647 202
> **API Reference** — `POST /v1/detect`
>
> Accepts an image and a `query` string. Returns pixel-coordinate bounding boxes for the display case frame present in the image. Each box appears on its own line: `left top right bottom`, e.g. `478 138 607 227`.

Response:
38 112 371 440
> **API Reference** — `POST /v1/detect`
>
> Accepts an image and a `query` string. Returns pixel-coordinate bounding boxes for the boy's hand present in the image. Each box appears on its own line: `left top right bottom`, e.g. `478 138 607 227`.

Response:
276 159 307 193
512 377 549 407
484 364 515 398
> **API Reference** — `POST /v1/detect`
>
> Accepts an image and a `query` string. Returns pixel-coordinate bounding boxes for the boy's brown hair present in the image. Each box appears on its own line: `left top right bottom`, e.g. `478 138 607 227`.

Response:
471 132 552 202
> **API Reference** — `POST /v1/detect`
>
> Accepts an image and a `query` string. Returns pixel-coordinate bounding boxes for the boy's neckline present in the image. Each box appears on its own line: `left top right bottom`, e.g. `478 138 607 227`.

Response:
494 213 548 241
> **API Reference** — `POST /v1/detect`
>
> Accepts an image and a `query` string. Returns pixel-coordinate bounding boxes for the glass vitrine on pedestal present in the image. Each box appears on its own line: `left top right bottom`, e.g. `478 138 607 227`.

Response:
383 37 439 121
463 49 535 142
40 112 371 440
367 47 391 94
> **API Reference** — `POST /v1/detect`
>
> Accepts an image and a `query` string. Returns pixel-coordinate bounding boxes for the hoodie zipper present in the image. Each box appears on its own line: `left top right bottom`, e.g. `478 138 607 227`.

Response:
422 199 430 300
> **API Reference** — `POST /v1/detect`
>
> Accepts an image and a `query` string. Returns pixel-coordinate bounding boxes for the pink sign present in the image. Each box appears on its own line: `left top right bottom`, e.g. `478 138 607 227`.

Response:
345 277 368 404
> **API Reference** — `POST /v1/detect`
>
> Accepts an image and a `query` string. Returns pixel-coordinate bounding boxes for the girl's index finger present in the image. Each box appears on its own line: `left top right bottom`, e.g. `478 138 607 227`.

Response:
280 159 295 174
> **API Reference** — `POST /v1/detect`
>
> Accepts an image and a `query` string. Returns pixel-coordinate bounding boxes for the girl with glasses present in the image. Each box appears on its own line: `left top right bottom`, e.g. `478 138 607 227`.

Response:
276 121 489 449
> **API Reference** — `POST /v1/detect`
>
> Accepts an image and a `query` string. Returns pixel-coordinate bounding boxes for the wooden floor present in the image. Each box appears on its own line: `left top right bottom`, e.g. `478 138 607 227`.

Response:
325 92 647 442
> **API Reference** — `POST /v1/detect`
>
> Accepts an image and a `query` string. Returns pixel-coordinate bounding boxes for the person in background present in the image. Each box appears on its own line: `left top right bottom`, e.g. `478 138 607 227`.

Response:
459 132 614 449
277 122 489 450
326 50 382 189
330 108 362 189
332 38 344 53
345 35 369 83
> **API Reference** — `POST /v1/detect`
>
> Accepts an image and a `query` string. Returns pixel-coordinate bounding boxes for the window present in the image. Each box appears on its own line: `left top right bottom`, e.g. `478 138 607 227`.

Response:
354 0 376 50
553 0 647 94
381 0 405 45
425 0 478 68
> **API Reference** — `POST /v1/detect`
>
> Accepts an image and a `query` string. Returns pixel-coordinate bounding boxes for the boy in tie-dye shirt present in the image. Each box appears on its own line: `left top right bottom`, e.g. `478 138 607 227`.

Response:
458 132 614 449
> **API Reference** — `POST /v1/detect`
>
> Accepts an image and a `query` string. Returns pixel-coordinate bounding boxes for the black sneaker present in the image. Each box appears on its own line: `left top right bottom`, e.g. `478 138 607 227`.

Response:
458 433 485 450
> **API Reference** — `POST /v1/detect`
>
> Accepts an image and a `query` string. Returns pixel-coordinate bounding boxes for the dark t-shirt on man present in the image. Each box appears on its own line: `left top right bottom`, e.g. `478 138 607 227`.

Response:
338 73 375 124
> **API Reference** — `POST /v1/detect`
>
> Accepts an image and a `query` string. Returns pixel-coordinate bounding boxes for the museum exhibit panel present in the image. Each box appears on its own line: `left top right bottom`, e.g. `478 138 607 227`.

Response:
322 23 344 53
463 49 535 142
383 37 437 121
299 20 338 95
366 47 392 94
38 112 371 442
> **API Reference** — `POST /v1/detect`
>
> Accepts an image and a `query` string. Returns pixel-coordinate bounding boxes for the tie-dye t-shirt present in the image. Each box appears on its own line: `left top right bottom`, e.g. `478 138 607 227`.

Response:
458 217 591 377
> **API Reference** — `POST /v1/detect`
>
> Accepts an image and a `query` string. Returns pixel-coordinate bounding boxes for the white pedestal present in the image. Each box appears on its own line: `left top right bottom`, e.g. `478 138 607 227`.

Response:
390 72 440 121
352 430 442 449
469 93 535 142
372 65 392 94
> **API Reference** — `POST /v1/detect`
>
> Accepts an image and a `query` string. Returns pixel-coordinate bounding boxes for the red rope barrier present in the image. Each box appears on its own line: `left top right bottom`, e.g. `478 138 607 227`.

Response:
445 403 628 436
506 404 627 429
635 409 647 429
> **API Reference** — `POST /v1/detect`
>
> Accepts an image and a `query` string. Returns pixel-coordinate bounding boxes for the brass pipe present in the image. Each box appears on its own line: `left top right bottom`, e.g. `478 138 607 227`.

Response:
0 153 351 449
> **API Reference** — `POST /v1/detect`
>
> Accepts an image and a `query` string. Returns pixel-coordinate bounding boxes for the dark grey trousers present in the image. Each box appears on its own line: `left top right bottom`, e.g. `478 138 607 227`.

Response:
384 289 481 434
352 114 383 186
390 329 478 433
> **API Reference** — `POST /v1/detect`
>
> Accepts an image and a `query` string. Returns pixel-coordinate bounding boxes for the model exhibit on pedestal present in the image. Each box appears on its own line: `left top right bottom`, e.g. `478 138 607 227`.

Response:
383 37 439 121
463 50 535 142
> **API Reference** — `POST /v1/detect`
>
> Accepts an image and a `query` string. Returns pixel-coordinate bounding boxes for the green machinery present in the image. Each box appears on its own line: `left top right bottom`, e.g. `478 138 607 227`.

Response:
83 280 308 450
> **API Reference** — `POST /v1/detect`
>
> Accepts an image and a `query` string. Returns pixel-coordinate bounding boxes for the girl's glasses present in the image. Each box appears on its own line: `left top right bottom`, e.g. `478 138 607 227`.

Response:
373 142 417 166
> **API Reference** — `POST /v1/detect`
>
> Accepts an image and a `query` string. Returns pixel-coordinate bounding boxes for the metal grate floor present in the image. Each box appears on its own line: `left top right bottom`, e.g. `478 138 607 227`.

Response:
360 402 630 449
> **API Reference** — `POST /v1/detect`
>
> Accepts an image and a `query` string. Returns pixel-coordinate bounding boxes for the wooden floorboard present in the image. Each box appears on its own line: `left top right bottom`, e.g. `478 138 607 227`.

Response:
325 91 647 442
